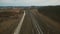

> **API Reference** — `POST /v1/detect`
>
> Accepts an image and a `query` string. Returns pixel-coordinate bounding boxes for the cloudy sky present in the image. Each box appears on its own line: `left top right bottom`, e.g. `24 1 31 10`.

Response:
0 0 60 6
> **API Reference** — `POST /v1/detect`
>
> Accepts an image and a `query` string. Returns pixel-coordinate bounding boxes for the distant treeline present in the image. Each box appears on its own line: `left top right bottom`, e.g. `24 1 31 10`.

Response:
38 6 60 22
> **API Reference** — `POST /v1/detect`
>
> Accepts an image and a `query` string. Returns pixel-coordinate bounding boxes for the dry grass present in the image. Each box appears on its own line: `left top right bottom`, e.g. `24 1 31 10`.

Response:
0 9 24 34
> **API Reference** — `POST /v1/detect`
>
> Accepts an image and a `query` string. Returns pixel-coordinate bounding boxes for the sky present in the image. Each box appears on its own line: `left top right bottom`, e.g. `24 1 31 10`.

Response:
0 0 60 6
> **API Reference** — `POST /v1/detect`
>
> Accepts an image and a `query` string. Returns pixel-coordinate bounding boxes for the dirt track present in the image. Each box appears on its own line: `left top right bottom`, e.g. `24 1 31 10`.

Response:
31 9 60 34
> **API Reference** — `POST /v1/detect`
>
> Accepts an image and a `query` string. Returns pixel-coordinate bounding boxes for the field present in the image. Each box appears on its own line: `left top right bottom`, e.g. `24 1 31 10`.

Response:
38 6 60 23
0 8 24 34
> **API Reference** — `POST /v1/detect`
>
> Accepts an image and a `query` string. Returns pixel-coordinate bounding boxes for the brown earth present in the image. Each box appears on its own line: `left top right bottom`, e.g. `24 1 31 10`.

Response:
0 9 24 34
